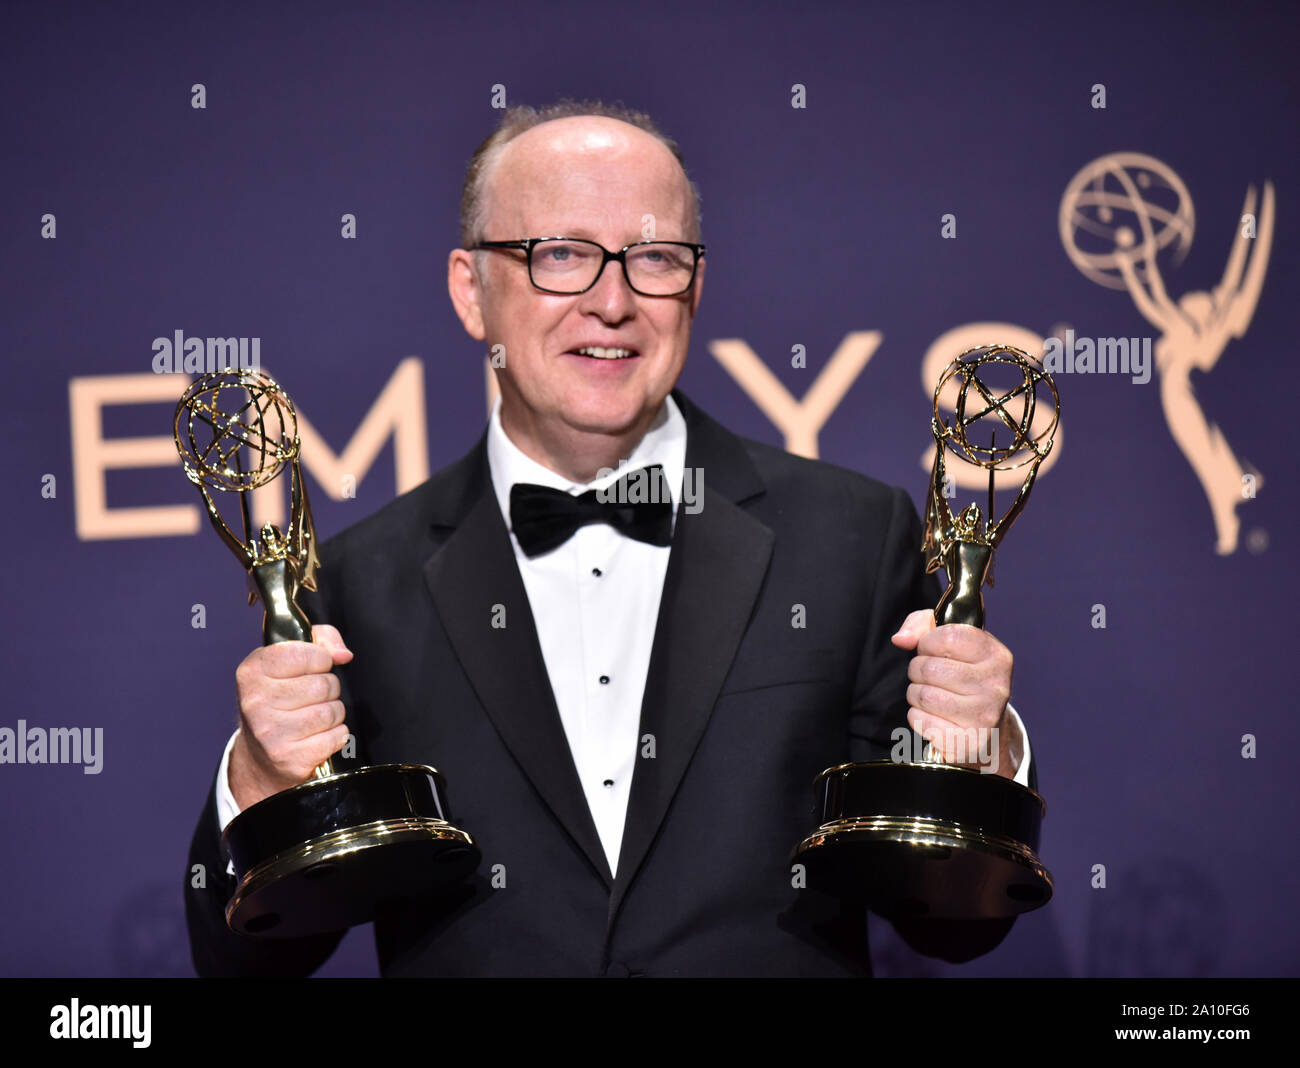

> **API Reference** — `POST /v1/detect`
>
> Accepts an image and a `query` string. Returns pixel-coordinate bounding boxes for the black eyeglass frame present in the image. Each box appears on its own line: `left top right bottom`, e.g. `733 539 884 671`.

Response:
470 237 707 297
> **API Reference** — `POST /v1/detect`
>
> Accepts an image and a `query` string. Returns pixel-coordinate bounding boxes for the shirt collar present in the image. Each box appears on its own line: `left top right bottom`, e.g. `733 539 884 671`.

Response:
486 393 688 531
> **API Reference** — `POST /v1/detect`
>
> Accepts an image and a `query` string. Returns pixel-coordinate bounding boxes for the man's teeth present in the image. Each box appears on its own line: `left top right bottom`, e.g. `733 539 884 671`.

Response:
573 346 636 359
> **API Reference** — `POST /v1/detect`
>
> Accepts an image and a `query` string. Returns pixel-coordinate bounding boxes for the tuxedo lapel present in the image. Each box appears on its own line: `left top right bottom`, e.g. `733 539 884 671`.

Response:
418 392 775 907
610 391 774 915
421 438 613 887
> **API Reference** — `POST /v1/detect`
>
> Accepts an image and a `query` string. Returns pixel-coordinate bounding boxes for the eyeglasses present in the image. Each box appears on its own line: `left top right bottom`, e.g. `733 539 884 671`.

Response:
471 237 706 297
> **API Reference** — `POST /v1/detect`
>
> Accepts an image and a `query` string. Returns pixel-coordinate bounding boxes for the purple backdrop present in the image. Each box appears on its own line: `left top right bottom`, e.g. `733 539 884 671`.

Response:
2 0 1296 977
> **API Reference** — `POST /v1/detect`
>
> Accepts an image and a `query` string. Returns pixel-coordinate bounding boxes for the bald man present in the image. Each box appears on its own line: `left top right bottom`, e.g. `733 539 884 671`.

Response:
185 101 1032 977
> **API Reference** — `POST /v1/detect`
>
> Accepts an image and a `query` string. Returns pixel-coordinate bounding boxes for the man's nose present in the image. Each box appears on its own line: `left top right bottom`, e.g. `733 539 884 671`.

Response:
580 256 638 317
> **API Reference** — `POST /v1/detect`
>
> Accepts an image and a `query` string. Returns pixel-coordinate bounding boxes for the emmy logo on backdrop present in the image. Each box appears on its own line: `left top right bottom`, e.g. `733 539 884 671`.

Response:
1060 152 1273 554
791 344 1058 919
175 369 480 937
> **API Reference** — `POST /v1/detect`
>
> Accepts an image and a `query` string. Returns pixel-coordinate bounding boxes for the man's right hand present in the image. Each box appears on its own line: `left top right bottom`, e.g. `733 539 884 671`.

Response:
228 624 354 811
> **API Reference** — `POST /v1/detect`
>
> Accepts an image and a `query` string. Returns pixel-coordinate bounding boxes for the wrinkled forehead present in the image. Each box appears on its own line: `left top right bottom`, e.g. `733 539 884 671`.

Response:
483 118 694 241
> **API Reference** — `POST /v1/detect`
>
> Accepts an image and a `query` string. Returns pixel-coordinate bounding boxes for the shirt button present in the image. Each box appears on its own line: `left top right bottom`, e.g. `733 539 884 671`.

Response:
592 567 603 577
603 778 614 788
599 674 610 685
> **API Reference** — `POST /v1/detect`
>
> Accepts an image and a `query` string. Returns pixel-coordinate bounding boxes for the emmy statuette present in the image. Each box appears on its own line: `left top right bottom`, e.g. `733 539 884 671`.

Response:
790 344 1057 920
175 369 479 938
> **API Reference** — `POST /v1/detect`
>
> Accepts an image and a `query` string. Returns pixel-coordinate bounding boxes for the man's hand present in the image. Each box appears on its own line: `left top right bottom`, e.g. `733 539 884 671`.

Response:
890 610 1022 779
228 624 354 810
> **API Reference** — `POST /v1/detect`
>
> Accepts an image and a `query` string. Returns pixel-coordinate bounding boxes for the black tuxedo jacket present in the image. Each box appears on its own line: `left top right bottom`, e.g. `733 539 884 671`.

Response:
185 389 1026 976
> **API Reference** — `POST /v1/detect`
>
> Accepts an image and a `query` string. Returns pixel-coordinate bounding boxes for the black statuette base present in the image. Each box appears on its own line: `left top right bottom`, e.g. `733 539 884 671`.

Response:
222 763 479 938
791 761 1053 920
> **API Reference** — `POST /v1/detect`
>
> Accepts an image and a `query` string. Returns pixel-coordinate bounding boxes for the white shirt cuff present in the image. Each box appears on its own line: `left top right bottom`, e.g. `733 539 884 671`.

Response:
214 729 242 876
1007 702 1033 787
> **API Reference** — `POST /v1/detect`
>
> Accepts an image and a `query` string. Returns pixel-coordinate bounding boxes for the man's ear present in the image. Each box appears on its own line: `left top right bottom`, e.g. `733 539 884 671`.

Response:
448 248 487 340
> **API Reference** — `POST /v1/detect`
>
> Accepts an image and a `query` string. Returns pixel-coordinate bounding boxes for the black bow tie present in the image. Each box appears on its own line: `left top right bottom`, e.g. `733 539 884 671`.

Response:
509 465 674 558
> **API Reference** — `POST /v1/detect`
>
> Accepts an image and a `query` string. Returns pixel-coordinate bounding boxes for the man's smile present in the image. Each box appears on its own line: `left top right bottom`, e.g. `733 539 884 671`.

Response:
563 344 641 361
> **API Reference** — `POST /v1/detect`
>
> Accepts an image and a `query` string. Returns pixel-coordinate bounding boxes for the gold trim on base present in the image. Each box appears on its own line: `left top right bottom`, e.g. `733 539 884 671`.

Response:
226 816 475 932
797 814 1051 883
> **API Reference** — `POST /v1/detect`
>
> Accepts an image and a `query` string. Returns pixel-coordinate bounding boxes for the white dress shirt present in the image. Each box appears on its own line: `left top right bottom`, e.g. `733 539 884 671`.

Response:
215 394 1032 879
482 394 686 876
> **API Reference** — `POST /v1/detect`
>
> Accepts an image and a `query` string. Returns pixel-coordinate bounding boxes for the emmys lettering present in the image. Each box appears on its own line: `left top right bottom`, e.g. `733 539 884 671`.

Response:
70 155 1273 559
151 330 261 374
0 721 103 774
49 1000 151 1048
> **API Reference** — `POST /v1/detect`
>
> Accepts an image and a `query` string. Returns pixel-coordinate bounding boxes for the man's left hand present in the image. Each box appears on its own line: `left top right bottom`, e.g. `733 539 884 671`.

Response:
890 609 1021 780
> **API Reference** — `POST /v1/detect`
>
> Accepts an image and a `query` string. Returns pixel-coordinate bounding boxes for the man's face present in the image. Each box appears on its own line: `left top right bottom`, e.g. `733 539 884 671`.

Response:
448 117 703 467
